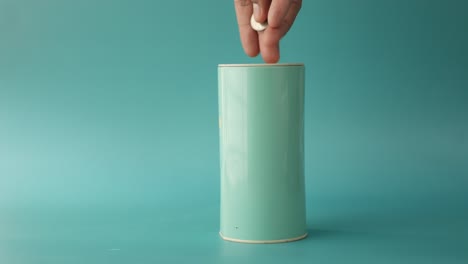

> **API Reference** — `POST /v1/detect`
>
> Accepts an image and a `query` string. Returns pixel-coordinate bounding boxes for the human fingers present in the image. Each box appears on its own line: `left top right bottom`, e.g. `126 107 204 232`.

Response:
252 0 271 23
278 0 302 36
267 0 292 28
258 0 302 63
234 0 260 57
258 27 281 63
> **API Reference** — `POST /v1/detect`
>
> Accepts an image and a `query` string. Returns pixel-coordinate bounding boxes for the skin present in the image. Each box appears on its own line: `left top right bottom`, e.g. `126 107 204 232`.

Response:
234 0 302 63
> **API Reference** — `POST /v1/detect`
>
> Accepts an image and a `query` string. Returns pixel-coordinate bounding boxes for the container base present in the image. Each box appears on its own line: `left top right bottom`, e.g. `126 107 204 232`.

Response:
219 232 308 244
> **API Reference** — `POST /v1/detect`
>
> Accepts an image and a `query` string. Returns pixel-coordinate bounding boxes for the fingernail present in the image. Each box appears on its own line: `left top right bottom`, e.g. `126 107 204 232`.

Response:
253 3 260 21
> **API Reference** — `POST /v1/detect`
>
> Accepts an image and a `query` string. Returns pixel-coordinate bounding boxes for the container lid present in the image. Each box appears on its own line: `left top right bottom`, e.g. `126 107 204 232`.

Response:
218 63 304 67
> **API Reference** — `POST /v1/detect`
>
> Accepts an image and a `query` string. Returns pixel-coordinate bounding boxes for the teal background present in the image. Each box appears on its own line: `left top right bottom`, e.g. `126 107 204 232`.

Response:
0 0 467 263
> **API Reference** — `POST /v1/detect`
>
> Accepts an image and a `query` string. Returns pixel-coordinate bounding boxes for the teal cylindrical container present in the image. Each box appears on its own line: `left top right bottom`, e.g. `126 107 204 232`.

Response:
218 63 307 243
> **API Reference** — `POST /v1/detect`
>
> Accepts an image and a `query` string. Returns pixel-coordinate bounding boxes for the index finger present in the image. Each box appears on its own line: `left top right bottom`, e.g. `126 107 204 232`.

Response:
268 0 292 28
234 0 260 57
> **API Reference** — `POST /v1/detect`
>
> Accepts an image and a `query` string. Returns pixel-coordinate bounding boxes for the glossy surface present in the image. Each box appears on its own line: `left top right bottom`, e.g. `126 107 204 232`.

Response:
218 65 306 242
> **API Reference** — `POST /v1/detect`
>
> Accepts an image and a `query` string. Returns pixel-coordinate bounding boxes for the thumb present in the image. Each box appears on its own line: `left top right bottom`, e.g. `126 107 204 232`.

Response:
252 0 271 23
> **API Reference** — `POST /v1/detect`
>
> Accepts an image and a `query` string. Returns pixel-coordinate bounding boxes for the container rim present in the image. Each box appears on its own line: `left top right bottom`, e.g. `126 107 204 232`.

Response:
218 63 304 67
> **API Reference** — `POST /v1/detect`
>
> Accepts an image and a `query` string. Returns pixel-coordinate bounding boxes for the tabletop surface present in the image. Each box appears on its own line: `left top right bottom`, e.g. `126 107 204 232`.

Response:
2 189 468 263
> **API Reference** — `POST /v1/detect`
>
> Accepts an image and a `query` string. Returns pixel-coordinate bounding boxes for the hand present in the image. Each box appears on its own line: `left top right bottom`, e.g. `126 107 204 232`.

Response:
234 0 302 63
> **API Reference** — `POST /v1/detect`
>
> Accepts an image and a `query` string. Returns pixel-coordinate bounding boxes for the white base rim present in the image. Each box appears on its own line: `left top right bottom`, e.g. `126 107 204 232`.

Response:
219 232 308 244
